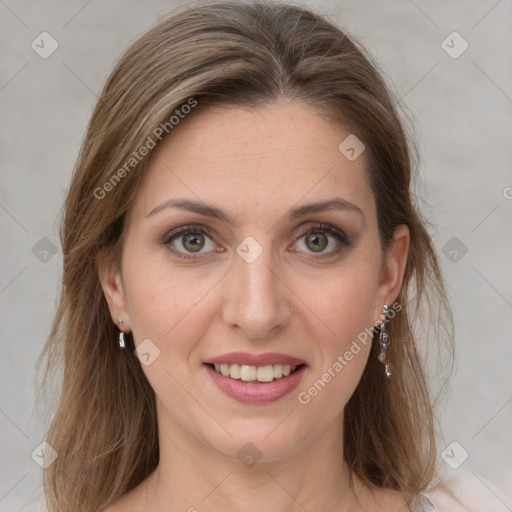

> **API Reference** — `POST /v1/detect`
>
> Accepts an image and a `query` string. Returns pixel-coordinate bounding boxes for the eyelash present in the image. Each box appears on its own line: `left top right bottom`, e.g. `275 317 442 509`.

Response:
161 223 350 261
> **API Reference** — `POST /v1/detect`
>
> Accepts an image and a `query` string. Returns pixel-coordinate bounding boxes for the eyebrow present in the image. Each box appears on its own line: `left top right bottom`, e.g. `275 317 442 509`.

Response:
146 197 365 224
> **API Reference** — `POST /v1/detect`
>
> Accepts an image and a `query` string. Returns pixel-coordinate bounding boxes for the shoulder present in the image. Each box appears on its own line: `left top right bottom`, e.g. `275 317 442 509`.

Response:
421 489 472 512
422 466 512 512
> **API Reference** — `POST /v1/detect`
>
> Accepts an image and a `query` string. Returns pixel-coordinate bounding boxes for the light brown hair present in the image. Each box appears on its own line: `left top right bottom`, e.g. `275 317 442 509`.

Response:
37 1 454 510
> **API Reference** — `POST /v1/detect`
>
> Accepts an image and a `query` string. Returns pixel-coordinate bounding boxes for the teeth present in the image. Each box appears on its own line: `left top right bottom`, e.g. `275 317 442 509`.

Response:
240 365 257 381
256 365 274 382
229 364 241 379
211 363 298 382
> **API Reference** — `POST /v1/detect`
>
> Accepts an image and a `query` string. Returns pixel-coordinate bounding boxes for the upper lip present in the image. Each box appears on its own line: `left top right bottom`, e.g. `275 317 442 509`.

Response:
205 351 307 367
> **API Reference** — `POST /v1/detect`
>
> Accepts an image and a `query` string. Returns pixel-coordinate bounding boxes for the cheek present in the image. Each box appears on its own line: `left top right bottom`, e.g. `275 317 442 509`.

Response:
294 257 380 407
300 257 380 347
296 284 376 425
122 251 220 354
121 260 219 415
321 276 377 331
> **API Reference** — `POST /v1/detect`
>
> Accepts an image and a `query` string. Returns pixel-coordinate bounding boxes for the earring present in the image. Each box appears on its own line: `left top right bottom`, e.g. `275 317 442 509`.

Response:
376 305 392 378
118 319 125 349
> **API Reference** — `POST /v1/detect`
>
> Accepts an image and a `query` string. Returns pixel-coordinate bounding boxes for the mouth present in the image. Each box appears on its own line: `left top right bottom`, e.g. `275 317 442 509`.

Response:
205 362 305 383
203 352 308 404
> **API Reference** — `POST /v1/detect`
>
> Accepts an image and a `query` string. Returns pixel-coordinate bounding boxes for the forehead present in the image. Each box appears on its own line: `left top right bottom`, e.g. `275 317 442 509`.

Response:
130 99 376 225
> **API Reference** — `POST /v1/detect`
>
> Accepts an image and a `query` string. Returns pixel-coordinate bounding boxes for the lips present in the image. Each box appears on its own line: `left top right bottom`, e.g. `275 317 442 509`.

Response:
204 351 308 404
205 351 307 367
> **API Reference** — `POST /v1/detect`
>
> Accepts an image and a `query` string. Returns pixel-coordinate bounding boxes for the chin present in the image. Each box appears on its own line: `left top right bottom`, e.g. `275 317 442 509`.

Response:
200 415 312 465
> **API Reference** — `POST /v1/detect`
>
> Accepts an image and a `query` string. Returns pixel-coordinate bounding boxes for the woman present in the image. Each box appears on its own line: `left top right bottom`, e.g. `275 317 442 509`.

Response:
38 1 460 510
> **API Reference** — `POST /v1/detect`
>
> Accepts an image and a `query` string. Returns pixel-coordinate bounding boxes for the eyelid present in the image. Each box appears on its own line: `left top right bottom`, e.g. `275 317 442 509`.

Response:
161 221 349 260
161 224 220 260
161 223 216 244
290 222 349 258
294 222 348 244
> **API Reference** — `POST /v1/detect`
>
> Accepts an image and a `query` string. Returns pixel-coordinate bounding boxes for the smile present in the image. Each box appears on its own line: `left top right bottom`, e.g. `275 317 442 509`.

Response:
210 363 300 382
203 351 308 404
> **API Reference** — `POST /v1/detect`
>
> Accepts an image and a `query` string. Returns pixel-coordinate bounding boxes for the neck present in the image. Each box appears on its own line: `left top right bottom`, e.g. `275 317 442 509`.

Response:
138 398 371 512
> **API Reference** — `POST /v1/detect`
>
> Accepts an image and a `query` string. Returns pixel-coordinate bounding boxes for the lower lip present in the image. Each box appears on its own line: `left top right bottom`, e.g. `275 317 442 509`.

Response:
205 364 306 404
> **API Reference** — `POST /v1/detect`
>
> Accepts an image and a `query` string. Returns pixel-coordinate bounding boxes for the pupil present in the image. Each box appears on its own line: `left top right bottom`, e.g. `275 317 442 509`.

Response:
183 234 204 252
306 233 327 252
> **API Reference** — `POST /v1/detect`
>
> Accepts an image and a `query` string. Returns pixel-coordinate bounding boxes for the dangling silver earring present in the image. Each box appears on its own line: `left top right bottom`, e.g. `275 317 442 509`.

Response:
118 319 125 349
376 305 392 378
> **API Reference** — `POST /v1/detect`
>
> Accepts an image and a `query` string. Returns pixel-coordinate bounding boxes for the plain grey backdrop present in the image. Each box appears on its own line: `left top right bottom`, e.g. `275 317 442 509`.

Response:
1 0 511 510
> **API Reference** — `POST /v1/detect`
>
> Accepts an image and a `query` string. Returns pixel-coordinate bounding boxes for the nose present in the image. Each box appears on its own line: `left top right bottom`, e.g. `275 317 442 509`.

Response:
220 243 292 340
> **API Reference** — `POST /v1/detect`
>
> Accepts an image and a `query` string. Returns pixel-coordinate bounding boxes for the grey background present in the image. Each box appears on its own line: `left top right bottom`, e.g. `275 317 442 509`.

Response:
1 0 511 510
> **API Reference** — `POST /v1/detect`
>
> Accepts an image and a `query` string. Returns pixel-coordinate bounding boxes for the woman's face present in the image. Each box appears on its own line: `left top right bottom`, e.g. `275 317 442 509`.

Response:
100 98 409 462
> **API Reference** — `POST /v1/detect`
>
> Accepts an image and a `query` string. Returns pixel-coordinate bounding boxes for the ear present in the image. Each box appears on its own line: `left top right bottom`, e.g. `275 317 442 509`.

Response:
375 224 410 314
97 251 131 331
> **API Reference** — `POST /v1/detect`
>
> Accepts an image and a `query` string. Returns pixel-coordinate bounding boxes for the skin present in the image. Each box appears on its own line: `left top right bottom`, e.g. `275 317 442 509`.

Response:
99 98 411 512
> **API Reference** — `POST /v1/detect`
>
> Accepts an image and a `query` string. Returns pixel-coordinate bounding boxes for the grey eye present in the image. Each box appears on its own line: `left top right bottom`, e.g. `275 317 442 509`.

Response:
304 232 328 252
181 233 205 252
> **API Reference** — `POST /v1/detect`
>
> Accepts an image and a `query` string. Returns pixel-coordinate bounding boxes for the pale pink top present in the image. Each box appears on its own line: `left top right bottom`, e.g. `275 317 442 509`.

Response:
409 494 438 511
413 465 512 512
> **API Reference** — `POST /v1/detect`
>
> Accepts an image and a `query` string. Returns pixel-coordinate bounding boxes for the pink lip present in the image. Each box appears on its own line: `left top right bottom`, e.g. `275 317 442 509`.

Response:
205 351 307 367
205 364 307 404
